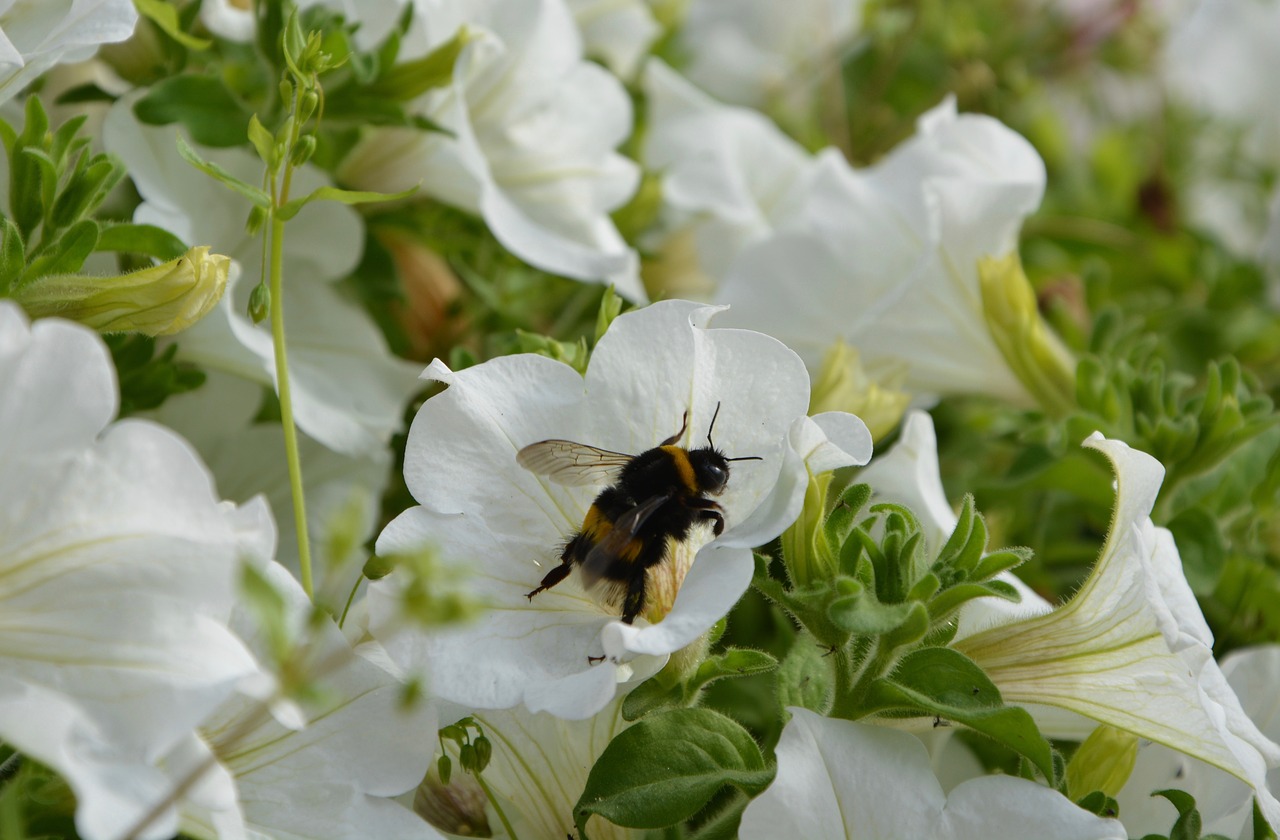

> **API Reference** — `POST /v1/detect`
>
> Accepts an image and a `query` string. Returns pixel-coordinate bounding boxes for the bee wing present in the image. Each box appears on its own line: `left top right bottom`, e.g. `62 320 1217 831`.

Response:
578 493 671 590
517 439 634 486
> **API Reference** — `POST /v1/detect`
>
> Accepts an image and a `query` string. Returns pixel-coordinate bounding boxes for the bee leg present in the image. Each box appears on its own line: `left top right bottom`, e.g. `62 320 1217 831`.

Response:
526 554 574 601
684 497 726 537
660 410 690 446
620 573 648 624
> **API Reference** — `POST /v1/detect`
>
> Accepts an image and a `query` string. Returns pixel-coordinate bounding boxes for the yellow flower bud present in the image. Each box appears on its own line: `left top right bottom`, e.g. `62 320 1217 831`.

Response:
15 246 230 336
1066 725 1139 800
809 339 911 442
978 252 1077 416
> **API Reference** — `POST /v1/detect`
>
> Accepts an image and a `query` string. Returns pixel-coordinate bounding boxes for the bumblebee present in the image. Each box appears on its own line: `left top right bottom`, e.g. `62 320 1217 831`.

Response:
517 404 761 625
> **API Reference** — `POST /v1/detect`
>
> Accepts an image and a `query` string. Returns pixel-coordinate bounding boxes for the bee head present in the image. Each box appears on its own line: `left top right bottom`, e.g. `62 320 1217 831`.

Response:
689 448 732 494
689 402 763 494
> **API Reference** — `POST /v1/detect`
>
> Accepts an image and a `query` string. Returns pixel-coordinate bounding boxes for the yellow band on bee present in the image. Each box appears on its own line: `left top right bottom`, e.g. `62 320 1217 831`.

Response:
661 445 698 494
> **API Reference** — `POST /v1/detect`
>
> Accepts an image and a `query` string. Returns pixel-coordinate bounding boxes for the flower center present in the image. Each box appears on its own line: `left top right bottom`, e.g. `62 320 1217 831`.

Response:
641 528 711 624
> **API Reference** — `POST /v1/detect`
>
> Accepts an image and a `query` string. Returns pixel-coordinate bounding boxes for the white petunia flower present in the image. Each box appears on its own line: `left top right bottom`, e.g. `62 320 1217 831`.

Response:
1115 645 1280 839
0 0 137 104
676 0 862 114
151 372 392 613
338 0 644 300
102 97 422 457
954 433 1280 833
155 562 443 840
642 59 817 291
857 409 1051 638
567 0 660 79
716 96 1059 406
0 301 270 840
739 708 1126 839
369 300 872 719
427 700 634 839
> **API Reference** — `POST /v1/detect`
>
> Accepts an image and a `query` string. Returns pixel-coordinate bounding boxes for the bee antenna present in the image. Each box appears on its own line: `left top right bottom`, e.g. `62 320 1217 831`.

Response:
707 401 722 448
726 455 764 462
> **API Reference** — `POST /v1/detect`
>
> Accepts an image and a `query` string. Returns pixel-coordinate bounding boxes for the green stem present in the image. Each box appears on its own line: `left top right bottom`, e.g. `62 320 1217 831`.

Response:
267 85 314 599
473 771 520 840
337 572 362 628
268 212 313 599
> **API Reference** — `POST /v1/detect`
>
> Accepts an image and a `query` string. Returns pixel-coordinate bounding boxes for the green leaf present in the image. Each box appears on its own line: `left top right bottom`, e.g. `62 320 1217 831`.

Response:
1074 790 1120 819
54 82 117 105
246 113 277 168
134 0 213 50
50 155 124 229
21 219 99 283
691 649 778 691
828 591 924 636
18 147 59 229
94 223 188 260
1254 799 1278 840
134 75 251 147
861 647 1056 782
175 135 271 208
0 217 25 295
1151 789 1205 840
776 633 834 714
107 336 205 416
574 708 774 838
276 184 418 220
366 26 470 100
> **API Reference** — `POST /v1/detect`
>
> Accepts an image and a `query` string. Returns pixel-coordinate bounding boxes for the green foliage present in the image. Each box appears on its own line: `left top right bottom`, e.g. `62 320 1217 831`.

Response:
134 74 251 147
573 708 773 839
0 98 126 292
106 333 206 416
1136 789 1235 840
754 481 1058 780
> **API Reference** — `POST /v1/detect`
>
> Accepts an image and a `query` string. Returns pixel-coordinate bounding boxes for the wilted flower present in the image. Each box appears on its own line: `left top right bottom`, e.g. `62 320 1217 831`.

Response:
740 708 1126 839
14 245 229 335
369 300 871 719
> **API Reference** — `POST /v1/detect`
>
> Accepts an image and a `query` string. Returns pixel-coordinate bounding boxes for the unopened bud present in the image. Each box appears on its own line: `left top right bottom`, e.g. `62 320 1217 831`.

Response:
15 246 229 336
290 134 317 167
978 252 1077 416
298 90 319 124
809 339 910 442
245 205 268 236
248 282 270 324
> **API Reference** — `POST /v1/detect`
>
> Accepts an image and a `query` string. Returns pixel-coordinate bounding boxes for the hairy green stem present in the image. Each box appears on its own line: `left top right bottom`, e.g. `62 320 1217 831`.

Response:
269 86 314 599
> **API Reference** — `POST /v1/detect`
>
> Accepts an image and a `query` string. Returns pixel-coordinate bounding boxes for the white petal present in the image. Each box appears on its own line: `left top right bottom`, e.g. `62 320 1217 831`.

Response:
740 708 1125 840
0 0 138 104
